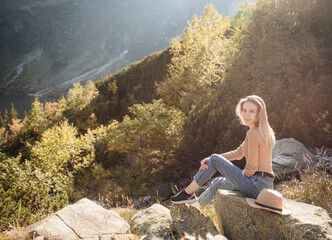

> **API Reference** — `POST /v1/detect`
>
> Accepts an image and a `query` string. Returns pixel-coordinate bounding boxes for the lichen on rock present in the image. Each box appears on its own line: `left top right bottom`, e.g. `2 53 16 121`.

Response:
171 203 219 238
214 190 332 240
130 203 172 239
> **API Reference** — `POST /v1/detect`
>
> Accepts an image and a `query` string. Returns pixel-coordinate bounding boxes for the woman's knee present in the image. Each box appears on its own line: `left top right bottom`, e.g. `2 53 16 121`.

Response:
210 177 236 193
210 153 221 159
209 154 228 166
209 177 225 192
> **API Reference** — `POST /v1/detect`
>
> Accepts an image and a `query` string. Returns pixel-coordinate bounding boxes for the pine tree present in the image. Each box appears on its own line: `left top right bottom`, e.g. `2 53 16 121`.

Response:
0 111 3 128
2 109 9 128
8 103 18 121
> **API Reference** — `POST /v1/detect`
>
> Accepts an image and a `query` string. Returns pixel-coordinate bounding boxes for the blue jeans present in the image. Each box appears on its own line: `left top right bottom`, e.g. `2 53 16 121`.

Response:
193 154 274 207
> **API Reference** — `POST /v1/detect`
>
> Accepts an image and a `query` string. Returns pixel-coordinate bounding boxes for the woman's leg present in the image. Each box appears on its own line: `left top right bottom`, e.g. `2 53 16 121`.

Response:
185 181 200 195
193 154 261 198
197 176 237 207
172 154 272 204
177 154 240 197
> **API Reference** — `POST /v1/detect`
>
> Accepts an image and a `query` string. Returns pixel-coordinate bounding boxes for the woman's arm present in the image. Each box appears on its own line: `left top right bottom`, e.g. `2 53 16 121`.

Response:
220 142 245 161
243 129 259 177
199 141 245 171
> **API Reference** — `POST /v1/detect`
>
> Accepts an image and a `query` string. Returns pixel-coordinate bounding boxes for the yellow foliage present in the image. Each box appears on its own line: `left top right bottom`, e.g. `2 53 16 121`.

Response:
31 120 95 192
157 4 234 111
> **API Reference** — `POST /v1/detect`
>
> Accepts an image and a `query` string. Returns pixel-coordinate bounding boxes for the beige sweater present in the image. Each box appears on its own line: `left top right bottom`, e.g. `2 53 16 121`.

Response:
221 127 273 177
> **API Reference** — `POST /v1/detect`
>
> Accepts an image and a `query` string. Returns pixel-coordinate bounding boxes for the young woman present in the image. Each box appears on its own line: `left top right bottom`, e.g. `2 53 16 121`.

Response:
171 95 275 207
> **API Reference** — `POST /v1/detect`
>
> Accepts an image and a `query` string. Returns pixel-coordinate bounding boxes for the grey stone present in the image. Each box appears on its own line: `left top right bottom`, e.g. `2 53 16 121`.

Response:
214 190 332 240
171 204 219 238
28 214 78 240
272 138 318 179
27 198 130 240
131 203 172 239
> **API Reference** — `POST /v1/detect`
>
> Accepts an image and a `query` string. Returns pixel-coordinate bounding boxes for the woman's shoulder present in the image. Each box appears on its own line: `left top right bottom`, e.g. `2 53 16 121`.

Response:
247 127 259 135
246 127 263 141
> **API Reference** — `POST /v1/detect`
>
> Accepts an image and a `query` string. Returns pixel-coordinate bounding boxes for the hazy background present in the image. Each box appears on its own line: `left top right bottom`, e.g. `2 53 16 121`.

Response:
0 0 244 115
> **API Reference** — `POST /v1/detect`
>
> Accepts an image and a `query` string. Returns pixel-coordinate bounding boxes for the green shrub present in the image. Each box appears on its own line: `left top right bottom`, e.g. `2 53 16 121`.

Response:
14 99 66 159
0 153 68 231
71 161 124 204
105 100 186 194
30 120 95 196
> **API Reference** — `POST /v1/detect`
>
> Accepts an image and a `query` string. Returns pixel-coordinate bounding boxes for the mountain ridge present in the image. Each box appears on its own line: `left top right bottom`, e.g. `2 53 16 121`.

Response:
0 0 243 114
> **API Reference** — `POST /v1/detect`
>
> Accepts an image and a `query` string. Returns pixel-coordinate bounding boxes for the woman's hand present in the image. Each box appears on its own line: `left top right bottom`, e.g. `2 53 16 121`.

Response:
199 158 209 170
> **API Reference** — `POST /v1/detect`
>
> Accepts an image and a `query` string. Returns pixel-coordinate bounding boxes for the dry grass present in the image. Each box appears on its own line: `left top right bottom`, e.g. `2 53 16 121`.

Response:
112 207 139 226
275 168 332 218
99 193 139 231
0 228 29 240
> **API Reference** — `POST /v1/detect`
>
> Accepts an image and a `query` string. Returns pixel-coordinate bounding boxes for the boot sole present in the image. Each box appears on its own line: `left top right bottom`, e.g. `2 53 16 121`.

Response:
170 198 198 204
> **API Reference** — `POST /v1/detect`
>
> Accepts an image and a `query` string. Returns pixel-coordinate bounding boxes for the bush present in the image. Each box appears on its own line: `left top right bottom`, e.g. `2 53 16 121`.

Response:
105 100 186 194
15 99 66 159
0 119 24 155
0 153 68 231
30 120 95 196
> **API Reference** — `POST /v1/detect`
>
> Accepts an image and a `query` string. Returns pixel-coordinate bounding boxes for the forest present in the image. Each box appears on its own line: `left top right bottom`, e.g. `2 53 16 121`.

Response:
0 0 331 231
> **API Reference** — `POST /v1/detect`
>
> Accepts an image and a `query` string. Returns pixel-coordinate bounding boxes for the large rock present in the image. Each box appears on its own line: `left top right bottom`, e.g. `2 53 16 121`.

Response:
27 198 132 240
130 203 172 239
171 204 219 238
272 138 317 179
215 190 332 240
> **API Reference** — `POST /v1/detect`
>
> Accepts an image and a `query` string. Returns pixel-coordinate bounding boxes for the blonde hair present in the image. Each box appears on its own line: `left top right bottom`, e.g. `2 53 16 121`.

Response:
236 95 275 148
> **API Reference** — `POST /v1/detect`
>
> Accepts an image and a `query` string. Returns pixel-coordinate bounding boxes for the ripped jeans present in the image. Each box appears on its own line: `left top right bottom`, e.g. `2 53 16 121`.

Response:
193 154 274 207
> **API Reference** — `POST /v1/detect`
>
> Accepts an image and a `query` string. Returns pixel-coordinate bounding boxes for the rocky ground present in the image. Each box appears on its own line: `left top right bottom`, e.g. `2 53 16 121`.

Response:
2 140 332 239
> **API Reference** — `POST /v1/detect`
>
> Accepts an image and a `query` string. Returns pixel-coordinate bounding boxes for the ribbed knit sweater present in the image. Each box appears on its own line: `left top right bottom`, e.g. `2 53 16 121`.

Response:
221 127 273 177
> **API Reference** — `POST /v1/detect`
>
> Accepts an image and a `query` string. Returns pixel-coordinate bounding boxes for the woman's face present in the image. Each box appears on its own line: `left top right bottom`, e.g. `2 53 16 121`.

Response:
241 101 259 128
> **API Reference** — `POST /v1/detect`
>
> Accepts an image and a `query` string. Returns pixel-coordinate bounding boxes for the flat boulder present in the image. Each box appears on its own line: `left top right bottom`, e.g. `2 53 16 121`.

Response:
272 138 317 179
27 198 131 240
130 203 172 239
214 190 332 240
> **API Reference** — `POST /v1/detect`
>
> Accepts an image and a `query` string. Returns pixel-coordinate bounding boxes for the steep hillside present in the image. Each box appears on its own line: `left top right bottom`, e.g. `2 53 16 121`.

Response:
93 48 172 124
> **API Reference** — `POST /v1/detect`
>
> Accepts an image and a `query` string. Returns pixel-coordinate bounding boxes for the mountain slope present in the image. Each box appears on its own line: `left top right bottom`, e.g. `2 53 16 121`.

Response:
0 0 244 114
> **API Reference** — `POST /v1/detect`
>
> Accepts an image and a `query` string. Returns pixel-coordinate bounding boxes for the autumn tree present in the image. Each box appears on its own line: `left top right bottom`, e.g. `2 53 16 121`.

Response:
30 120 95 194
157 4 235 112
63 81 99 132
105 100 185 193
